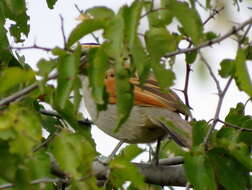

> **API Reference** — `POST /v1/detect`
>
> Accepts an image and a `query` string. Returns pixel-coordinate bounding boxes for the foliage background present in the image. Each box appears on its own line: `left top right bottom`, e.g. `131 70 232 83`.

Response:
0 0 251 190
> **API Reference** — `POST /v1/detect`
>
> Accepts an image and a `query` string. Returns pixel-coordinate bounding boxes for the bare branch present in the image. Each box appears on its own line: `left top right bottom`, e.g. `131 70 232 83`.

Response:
204 77 233 146
183 63 192 121
164 17 252 58
60 15 67 48
181 7 225 119
199 52 222 95
74 4 83 13
9 45 53 52
202 7 225 25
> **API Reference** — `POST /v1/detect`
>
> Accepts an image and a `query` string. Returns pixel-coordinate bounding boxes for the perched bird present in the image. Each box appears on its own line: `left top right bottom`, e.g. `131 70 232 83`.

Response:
81 68 192 148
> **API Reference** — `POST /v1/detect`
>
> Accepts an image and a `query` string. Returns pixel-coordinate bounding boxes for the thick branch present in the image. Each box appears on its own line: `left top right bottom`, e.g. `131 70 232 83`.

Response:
93 161 187 187
164 17 252 58
135 163 186 187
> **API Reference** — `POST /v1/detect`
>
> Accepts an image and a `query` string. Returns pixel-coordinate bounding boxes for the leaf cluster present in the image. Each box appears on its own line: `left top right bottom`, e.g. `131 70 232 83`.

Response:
0 0 251 189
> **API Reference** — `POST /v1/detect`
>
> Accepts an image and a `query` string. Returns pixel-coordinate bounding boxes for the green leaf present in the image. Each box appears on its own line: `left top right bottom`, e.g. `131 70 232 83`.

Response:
165 0 203 44
160 140 186 158
218 59 235 78
0 140 19 181
110 145 145 189
50 132 96 179
115 144 143 162
123 1 143 49
246 46 252 60
85 6 115 19
0 67 35 95
184 146 217 190
0 0 30 42
145 0 173 27
115 67 134 130
103 14 124 60
41 115 60 134
145 28 177 88
204 31 219 41
186 51 197 64
46 0 57 9
51 47 69 56
131 36 151 83
208 148 250 190
122 1 150 82
55 54 77 109
67 19 105 48
37 59 57 78
27 150 51 179
146 28 177 61
0 103 42 155
87 46 109 104
191 120 209 146
234 48 252 97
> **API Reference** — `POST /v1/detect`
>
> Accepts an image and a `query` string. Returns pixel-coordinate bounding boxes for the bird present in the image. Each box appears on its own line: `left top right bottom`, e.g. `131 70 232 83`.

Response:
81 68 192 150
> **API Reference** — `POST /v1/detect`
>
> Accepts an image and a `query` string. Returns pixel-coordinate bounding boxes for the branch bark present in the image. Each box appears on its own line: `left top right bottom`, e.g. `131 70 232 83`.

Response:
93 161 187 187
164 17 252 58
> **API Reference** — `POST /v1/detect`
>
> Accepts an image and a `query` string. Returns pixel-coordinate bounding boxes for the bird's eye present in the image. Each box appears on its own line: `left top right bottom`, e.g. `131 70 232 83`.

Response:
110 73 114 77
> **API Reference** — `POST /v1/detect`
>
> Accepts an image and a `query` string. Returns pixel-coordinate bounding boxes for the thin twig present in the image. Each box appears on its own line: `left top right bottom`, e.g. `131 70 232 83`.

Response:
183 62 191 121
74 4 83 13
199 52 222 95
164 17 252 58
239 24 252 45
202 7 225 25
9 45 53 52
39 109 93 125
140 7 167 19
33 131 59 152
0 73 57 107
181 7 225 121
60 15 67 48
217 119 252 132
203 77 233 145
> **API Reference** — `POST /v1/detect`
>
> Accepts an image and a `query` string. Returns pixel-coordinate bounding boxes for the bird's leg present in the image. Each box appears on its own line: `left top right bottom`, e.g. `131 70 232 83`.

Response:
154 138 162 165
105 141 124 163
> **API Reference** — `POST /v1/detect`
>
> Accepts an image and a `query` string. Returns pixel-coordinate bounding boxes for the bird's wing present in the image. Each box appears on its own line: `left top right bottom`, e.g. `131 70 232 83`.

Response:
104 74 190 116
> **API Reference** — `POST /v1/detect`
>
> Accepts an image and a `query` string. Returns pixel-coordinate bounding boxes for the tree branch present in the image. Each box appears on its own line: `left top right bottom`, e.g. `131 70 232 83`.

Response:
9 44 53 52
0 73 57 107
203 77 233 146
202 7 225 25
199 52 222 95
164 17 252 58
158 156 184 165
60 15 67 48
93 161 187 187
